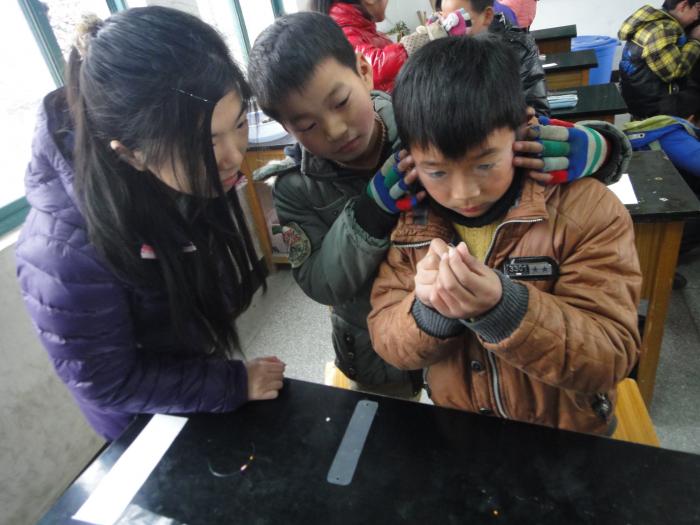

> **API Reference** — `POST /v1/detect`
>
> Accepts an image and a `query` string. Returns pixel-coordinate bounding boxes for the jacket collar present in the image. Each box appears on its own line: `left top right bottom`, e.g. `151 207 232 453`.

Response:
300 90 400 181
391 177 552 245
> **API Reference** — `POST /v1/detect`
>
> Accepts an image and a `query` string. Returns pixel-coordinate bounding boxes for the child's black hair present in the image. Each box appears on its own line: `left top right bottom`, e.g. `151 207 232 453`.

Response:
248 12 358 121
663 0 699 9
436 0 494 12
393 35 527 160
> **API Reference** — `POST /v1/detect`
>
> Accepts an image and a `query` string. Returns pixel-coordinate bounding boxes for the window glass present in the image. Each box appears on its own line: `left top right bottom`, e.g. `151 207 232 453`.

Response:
129 1 248 65
0 2 57 208
282 0 299 14
239 0 275 47
197 0 248 65
42 0 111 61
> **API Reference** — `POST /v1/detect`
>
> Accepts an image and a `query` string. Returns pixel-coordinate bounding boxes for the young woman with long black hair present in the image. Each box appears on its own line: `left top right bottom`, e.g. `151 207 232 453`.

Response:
16 7 285 441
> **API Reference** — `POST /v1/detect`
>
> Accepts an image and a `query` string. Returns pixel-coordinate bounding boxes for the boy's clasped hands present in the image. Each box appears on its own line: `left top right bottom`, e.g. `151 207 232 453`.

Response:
415 239 503 320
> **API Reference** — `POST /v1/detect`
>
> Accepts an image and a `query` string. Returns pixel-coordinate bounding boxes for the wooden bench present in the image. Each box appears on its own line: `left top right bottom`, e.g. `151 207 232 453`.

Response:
612 378 660 447
543 50 597 90
532 24 577 54
324 361 353 390
324 363 658 447
550 83 628 123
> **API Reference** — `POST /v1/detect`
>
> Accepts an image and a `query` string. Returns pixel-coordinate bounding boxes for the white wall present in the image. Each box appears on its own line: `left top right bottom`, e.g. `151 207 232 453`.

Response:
531 0 649 38
378 0 435 31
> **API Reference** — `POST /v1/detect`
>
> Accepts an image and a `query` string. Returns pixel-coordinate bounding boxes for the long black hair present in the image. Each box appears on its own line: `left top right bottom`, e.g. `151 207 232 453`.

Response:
67 7 265 356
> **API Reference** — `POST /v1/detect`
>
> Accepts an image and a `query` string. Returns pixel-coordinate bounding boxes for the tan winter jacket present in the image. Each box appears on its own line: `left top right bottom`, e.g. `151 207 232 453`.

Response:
368 177 642 435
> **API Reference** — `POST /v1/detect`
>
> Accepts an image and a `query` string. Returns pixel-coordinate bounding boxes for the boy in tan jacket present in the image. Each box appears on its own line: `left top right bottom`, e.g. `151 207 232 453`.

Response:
368 36 642 435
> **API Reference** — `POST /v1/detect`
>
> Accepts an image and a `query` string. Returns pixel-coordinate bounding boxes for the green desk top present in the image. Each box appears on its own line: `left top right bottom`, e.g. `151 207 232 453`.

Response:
542 50 597 73
551 83 627 119
532 24 577 41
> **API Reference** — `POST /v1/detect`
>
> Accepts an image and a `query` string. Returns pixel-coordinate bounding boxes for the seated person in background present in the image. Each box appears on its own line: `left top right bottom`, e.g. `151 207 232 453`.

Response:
499 0 538 29
368 36 642 435
619 0 700 119
439 0 549 116
493 0 518 26
622 90 700 259
437 0 517 25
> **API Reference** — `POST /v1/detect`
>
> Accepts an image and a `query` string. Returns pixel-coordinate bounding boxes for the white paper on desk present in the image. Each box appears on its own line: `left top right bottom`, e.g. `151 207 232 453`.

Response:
73 415 188 525
608 173 638 205
542 62 558 68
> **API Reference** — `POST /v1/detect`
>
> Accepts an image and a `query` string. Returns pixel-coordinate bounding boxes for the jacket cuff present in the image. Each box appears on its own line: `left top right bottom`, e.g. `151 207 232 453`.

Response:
411 298 466 339
226 359 250 408
578 120 632 185
353 191 399 239
460 271 529 344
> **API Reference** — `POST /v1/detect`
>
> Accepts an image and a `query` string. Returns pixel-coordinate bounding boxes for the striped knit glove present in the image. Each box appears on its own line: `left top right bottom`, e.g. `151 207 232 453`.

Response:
367 151 418 214
534 116 609 184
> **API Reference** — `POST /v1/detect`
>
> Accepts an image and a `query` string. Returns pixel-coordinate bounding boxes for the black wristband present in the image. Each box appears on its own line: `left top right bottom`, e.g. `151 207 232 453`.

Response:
353 191 399 239
411 298 466 339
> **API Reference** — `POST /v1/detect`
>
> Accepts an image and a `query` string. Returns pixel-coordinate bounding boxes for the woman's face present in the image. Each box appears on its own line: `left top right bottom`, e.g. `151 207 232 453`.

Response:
147 90 249 195
361 0 388 22
210 90 250 192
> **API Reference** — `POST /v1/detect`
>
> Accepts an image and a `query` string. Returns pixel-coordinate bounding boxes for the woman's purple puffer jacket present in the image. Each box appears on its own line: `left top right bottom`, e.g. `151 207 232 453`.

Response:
15 89 248 441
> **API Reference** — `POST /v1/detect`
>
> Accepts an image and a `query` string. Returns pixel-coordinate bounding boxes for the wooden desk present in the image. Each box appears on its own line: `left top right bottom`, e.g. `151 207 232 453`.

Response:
626 151 700 406
40 379 700 524
532 24 577 54
543 50 597 90
550 83 628 123
239 138 295 269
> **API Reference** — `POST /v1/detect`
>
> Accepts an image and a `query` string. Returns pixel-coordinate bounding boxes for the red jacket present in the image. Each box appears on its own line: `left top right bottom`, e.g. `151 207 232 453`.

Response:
329 3 408 92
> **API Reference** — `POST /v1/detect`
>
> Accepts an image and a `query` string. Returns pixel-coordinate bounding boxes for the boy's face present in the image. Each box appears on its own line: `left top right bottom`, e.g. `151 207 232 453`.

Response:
675 1 700 27
412 127 516 218
441 0 493 35
276 55 377 165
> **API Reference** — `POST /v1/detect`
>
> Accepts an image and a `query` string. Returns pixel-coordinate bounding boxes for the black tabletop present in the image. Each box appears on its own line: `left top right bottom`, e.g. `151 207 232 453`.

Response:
551 83 628 119
41 379 700 525
532 24 577 42
626 150 700 221
542 50 598 73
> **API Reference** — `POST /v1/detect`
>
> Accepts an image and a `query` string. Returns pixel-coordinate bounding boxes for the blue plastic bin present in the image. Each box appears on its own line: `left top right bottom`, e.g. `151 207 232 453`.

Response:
572 35 619 85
